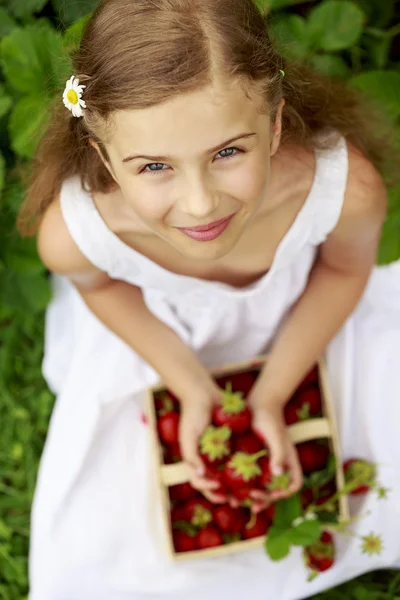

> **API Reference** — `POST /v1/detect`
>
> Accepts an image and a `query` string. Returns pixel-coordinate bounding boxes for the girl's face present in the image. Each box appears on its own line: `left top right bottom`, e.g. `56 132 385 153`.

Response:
98 79 283 261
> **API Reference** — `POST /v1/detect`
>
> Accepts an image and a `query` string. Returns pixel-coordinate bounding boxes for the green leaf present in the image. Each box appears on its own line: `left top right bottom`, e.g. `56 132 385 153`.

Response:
309 55 350 78
8 0 48 19
317 511 340 524
0 271 51 313
274 494 302 528
258 0 316 9
51 0 99 25
0 150 5 196
63 13 92 53
9 95 50 159
353 0 395 28
265 526 291 561
289 519 321 546
271 15 311 60
0 82 12 118
307 0 365 52
351 71 400 122
0 22 64 95
378 186 400 264
0 7 17 38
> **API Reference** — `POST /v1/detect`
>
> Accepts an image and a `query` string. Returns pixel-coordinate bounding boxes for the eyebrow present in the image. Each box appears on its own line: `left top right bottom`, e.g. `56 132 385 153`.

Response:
122 132 257 163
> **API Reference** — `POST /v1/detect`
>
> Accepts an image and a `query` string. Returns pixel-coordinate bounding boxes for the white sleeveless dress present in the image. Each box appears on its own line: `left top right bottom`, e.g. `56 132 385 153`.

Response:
30 136 400 600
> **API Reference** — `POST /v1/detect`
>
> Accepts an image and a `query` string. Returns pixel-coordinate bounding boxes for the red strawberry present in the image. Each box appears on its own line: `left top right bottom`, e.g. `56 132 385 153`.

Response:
284 388 322 425
296 441 330 474
259 456 291 492
232 487 254 503
169 482 197 503
316 480 337 506
213 505 248 534
199 425 232 467
184 498 213 529
173 530 198 552
216 372 256 397
170 505 188 523
242 512 270 539
164 442 182 464
343 458 376 495
155 391 179 413
204 465 229 496
196 525 224 549
301 487 314 510
213 384 252 435
305 531 335 572
233 432 264 455
298 365 319 390
264 504 275 522
157 411 180 445
223 451 267 491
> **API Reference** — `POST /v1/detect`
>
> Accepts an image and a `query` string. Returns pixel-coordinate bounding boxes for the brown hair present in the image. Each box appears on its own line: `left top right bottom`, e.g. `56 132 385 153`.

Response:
18 0 398 236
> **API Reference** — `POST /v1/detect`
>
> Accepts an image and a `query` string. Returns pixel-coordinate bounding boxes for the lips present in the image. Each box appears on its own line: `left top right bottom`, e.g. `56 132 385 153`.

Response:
177 214 235 242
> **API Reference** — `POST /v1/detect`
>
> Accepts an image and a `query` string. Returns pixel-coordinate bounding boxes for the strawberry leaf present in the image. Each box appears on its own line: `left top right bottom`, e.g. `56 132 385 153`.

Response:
317 511 339 524
289 519 321 546
265 526 291 561
274 494 302 528
303 456 336 489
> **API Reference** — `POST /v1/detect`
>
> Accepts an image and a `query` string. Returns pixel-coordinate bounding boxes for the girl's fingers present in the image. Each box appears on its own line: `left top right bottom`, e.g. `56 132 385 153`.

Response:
189 472 221 491
202 490 227 504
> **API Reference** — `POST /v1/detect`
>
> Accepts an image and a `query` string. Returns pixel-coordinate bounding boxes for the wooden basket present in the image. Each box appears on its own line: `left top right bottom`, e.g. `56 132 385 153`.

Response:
146 355 349 561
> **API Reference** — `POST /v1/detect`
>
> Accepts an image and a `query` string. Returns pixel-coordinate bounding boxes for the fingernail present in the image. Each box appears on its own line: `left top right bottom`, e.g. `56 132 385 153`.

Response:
196 465 204 476
272 465 282 476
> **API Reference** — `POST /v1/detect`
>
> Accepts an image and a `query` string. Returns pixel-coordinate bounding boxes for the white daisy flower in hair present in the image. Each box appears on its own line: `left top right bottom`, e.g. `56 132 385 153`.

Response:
63 75 86 117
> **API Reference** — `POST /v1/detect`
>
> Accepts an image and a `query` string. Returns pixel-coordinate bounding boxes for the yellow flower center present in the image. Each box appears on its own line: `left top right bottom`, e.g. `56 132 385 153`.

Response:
66 90 79 105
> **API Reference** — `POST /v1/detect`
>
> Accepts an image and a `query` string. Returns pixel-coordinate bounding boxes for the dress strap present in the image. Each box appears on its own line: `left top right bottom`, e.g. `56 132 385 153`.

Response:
309 134 349 246
60 176 116 275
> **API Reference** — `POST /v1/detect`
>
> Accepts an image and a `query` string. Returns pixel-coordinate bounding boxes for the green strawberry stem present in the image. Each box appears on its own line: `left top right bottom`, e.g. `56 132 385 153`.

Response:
307 468 378 514
220 384 247 414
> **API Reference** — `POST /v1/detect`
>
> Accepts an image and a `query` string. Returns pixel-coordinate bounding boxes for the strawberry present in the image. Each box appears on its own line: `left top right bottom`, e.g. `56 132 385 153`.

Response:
259 456 291 492
216 372 256 397
196 526 224 549
204 465 229 496
296 441 330 474
232 487 254 503
184 498 213 529
316 480 337 506
242 511 270 539
164 442 182 464
155 391 179 414
284 387 322 425
169 482 197 503
264 504 275 523
157 411 180 445
301 487 314 510
223 451 267 492
343 458 376 495
298 365 319 391
233 432 264 455
213 383 252 435
213 505 248 534
173 530 198 552
199 425 232 467
304 531 335 572
170 505 188 523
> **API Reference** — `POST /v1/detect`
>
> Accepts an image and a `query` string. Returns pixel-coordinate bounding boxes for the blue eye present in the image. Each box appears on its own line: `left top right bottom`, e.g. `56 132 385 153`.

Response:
216 147 241 159
142 162 168 174
140 146 242 175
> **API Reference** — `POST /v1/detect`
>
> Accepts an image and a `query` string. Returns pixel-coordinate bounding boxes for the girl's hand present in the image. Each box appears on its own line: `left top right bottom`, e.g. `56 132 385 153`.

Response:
179 384 227 504
249 399 303 512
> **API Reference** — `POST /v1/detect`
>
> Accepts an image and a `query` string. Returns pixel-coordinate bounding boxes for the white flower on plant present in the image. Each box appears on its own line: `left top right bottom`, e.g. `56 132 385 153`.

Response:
62 76 86 118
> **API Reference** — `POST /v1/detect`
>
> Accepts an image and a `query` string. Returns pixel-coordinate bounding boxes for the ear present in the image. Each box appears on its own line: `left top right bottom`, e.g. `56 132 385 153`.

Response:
89 139 118 183
270 98 285 156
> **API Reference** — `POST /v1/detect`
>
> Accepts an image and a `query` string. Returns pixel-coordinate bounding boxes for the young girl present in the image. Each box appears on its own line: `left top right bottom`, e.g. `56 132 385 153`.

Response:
20 0 400 598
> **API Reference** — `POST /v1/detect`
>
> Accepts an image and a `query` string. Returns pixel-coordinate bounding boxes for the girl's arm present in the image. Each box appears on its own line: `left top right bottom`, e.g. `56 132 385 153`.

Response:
37 198 224 500
251 146 387 408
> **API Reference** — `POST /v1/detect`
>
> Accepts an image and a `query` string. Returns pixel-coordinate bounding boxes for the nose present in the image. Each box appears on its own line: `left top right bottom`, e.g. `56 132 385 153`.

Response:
179 174 218 219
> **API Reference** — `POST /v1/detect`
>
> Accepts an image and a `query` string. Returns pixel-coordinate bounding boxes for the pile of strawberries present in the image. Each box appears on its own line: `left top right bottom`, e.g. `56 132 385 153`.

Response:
154 365 341 557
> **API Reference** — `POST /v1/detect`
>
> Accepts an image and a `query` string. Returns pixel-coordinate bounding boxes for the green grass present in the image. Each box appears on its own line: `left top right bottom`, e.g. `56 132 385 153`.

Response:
0 313 399 599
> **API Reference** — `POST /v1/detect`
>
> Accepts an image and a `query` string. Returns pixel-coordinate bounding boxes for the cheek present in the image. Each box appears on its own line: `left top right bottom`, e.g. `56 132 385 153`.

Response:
122 182 172 223
227 160 269 204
